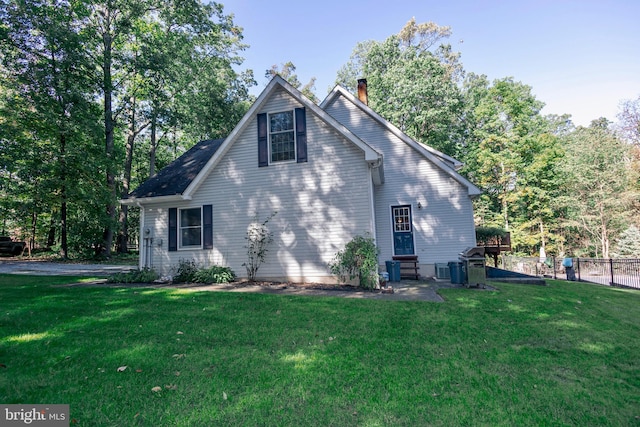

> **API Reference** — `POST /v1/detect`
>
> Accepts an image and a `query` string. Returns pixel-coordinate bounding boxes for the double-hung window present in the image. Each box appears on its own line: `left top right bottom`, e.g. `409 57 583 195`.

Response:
179 207 202 249
269 110 295 162
257 108 307 167
168 205 213 251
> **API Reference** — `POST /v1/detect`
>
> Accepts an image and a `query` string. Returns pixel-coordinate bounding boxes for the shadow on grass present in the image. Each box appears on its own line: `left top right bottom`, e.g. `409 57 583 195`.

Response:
0 276 639 426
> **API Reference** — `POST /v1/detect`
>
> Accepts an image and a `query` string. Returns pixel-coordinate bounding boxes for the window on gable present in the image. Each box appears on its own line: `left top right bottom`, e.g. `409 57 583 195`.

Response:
179 207 202 249
257 108 306 167
269 110 295 162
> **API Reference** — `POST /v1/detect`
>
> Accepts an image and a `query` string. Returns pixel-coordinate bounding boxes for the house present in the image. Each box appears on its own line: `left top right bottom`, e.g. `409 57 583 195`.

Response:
121 76 481 282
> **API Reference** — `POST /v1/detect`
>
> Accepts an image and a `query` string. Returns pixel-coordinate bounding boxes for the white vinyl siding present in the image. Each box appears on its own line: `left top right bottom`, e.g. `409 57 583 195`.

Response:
324 95 476 265
142 87 374 280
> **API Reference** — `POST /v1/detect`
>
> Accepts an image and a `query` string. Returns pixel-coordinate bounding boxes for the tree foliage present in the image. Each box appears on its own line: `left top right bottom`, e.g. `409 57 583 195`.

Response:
555 120 636 258
266 61 317 103
0 0 253 257
459 74 571 254
337 19 640 259
617 94 640 146
613 225 640 258
1 0 105 257
336 18 463 154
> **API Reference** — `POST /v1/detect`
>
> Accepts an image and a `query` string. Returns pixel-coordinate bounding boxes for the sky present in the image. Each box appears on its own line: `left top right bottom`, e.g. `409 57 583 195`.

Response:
222 0 639 127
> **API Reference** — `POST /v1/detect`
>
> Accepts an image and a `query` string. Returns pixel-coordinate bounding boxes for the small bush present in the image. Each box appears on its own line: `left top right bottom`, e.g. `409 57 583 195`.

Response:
193 265 236 284
172 260 235 284
107 268 159 283
173 259 200 283
243 211 277 281
329 234 379 289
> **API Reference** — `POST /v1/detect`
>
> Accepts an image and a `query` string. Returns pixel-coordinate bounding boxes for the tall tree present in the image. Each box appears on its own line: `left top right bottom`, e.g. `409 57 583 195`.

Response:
336 18 464 155
460 75 546 229
114 0 253 252
85 0 150 256
1 0 100 258
556 119 636 257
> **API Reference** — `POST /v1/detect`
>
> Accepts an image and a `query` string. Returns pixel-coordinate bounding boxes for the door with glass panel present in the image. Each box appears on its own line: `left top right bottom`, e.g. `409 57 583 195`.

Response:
392 205 414 255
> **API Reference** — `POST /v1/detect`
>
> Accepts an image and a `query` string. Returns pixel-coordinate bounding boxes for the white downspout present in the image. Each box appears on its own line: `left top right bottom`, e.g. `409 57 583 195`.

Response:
368 162 379 245
138 204 145 270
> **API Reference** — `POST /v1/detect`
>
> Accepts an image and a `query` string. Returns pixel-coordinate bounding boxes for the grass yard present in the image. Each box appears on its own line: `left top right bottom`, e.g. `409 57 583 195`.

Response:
1 274 639 426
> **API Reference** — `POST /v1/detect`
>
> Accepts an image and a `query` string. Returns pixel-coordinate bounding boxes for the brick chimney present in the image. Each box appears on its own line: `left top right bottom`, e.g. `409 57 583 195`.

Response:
357 78 368 105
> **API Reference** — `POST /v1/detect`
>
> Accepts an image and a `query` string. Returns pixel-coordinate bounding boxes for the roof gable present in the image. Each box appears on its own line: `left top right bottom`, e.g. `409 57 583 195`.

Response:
320 85 481 197
123 77 384 204
183 75 383 197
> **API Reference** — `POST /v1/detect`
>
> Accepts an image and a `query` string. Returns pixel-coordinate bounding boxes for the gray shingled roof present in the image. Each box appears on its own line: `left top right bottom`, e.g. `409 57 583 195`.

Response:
126 138 225 199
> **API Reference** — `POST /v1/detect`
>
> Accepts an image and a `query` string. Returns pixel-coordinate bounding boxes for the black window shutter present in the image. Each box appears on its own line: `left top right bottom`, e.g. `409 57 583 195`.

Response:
257 113 268 167
168 208 177 252
295 107 307 163
203 204 213 249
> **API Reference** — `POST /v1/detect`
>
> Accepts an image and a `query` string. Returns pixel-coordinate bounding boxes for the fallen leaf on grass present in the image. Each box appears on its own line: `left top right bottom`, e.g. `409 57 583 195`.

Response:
165 384 177 390
172 353 186 359
117 366 127 372
151 386 162 392
223 392 228 400
136 369 143 373
177 331 184 335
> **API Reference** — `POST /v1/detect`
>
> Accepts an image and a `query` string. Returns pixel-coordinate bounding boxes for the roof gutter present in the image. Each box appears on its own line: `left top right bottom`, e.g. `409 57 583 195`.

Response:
120 194 190 206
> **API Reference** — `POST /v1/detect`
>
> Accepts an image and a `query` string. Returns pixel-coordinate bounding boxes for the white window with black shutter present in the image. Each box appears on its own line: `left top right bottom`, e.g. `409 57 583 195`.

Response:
168 205 213 251
258 107 307 166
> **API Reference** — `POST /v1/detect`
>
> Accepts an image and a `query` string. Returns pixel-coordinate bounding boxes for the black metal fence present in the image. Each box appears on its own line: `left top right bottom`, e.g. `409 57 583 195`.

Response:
501 256 640 290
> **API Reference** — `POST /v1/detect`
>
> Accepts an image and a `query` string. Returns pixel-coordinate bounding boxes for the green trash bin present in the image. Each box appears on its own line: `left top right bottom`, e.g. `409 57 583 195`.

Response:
386 261 401 282
448 261 464 284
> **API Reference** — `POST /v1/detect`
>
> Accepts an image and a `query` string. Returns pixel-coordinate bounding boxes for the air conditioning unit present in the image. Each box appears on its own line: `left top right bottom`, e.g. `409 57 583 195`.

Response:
435 263 451 279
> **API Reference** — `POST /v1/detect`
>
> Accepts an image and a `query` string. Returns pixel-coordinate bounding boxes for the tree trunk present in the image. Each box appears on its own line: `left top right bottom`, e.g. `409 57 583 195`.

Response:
117 96 137 253
102 20 115 257
30 211 37 255
60 133 68 259
47 215 56 248
1 175 8 235
149 110 157 177
61 195 68 259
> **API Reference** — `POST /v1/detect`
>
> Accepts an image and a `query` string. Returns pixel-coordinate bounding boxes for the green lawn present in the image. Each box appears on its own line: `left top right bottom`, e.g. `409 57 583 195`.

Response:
1 274 638 426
